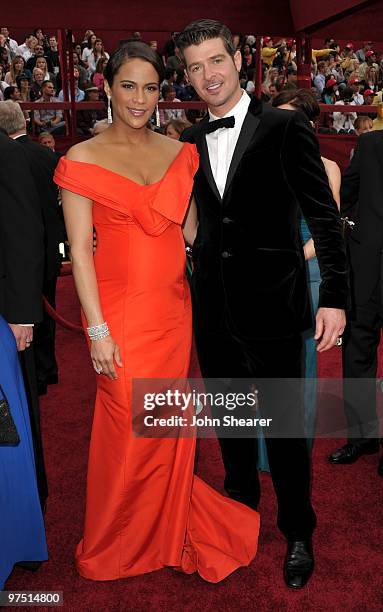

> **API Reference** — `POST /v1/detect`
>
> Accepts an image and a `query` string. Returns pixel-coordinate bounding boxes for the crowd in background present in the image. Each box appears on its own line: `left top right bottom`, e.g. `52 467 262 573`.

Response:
1 27 383 138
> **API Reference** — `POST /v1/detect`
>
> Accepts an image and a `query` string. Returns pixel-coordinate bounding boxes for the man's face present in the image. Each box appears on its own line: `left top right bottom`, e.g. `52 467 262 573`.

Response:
35 45 44 56
49 36 57 48
0 34 5 46
40 135 55 149
269 85 277 97
43 83 55 97
88 89 99 100
365 95 374 105
1 28 9 38
183 37 242 116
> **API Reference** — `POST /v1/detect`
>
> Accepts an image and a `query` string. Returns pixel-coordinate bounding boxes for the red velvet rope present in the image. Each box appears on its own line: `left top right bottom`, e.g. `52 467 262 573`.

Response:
42 262 83 333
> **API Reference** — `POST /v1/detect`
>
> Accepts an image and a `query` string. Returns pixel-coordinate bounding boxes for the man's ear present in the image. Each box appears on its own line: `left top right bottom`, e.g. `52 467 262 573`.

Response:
233 49 242 73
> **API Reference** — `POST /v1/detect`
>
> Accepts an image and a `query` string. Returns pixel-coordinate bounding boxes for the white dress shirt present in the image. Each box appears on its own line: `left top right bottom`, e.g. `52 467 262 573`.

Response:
206 90 250 197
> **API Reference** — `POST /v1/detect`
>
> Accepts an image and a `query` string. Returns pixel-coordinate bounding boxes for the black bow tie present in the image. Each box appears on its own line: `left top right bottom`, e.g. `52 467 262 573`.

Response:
203 116 235 134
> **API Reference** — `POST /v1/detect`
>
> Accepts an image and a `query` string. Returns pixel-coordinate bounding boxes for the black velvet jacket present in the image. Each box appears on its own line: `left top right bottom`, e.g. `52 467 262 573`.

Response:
181 97 348 339
341 130 383 306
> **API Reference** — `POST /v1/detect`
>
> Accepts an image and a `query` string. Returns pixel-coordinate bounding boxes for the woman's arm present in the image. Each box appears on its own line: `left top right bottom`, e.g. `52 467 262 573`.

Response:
303 157 341 261
182 196 198 245
62 187 122 379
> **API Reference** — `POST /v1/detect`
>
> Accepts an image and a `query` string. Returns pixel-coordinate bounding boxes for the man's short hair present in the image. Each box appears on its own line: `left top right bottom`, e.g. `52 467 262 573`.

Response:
42 80 55 89
0 100 26 135
176 19 236 64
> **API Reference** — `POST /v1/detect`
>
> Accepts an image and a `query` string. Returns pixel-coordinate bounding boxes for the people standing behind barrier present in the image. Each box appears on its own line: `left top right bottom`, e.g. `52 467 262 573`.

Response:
86 38 109 76
76 86 106 135
46 35 60 78
16 34 38 62
33 80 65 134
5 55 30 86
57 68 84 102
72 51 88 91
29 67 45 102
3 86 21 102
0 27 19 60
26 43 53 73
333 86 357 133
92 57 108 93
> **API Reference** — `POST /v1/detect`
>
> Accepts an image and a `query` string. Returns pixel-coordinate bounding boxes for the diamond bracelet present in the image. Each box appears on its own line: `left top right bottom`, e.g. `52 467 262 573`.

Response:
87 322 110 341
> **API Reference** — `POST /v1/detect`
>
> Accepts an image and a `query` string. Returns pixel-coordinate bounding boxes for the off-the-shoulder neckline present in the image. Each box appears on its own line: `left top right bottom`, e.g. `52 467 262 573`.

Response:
61 143 192 188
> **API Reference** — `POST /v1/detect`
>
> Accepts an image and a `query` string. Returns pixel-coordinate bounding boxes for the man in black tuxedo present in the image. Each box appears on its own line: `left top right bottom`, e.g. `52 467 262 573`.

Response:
0 129 47 506
178 20 348 588
0 100 64 396
329 131 383 475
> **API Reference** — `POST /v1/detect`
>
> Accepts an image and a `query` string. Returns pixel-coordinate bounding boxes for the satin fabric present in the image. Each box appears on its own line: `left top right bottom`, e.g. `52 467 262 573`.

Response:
54 144 259 582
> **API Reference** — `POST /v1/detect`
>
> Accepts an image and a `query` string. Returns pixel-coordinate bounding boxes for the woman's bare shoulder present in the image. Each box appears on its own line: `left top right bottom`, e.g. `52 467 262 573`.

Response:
151 130 184 155
65 139 100 163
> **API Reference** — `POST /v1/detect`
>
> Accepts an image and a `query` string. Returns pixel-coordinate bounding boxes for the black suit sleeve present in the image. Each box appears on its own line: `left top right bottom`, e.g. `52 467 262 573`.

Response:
282 111 348 310
0 139 44 323
340 140 360 215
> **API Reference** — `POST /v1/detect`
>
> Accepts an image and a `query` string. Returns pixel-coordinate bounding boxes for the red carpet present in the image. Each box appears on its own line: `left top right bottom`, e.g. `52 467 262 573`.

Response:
6 275 383 610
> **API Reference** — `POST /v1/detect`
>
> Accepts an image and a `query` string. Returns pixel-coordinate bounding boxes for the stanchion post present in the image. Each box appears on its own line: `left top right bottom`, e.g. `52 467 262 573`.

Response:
254 35 263 99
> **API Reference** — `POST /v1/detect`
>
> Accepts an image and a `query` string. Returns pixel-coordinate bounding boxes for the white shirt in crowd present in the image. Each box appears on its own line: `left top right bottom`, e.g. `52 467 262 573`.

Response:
3 37 19 61
333 99 357 133
206 89 250 198
16 43 34 62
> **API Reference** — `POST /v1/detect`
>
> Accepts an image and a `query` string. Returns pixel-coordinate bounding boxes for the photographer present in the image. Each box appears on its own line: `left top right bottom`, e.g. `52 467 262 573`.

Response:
333 86 357 133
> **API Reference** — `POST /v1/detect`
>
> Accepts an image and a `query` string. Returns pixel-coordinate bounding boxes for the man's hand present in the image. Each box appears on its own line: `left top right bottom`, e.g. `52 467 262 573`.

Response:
8 324 34 351
314 307 346 352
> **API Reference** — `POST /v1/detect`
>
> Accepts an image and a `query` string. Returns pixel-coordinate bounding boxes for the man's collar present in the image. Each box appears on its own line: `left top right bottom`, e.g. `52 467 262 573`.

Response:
208 89 249 122
12 133 27 140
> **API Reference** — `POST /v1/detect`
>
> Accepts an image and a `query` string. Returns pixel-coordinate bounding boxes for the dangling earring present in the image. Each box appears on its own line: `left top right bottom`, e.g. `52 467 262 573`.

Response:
107 95 113 124
155 104 160 128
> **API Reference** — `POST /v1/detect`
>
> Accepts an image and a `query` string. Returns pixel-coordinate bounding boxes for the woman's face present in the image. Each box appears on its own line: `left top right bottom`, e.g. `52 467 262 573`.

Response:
36 57 47 71
95 41 102 52
14 59 24 72
165 123 180 140
19 78 29 90
75 44 82 56
91 35 97 46
105 58 160 130
243 44 251 55
34 69 44 83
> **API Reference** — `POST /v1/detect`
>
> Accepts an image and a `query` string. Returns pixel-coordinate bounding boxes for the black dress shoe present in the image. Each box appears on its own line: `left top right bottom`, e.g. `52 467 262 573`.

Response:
378 455 383 477
284 539 314 589
328 442 379 465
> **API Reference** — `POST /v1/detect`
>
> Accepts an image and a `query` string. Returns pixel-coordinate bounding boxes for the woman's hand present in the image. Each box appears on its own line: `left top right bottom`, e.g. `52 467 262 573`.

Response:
91 335 122 380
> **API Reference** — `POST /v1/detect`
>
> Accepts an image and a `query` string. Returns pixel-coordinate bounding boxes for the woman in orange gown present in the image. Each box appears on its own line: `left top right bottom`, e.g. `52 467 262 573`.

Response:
54 41 259 583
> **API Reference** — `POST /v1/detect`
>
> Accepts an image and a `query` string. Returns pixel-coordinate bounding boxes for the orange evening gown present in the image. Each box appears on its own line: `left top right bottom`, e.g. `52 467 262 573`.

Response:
54 143 260 583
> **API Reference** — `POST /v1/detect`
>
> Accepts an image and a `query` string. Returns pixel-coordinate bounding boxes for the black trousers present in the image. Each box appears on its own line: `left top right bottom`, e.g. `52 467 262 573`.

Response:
195 321 316 541
19 346 48 508
342 283 381 447
34 275 58 395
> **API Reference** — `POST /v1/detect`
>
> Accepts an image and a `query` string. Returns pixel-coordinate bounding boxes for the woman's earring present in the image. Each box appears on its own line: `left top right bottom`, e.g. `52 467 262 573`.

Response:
155 104 160 128
107 95 113 124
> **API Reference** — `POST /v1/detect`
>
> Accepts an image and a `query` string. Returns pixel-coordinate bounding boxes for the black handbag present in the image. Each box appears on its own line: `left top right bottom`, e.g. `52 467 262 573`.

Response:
0 382 20 445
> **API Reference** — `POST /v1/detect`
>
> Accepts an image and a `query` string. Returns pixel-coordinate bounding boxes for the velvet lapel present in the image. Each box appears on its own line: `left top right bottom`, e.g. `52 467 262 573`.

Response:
223 97 262 199
194 115 222 202
375 133 383 175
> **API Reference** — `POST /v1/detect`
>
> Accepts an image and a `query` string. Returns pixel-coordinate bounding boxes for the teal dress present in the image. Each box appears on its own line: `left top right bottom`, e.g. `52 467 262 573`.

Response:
257 215 320 471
